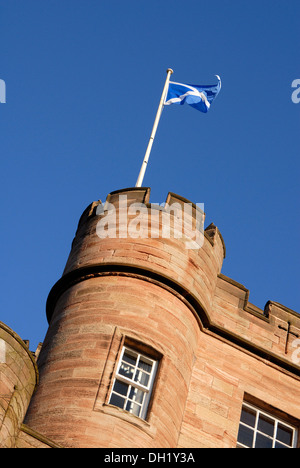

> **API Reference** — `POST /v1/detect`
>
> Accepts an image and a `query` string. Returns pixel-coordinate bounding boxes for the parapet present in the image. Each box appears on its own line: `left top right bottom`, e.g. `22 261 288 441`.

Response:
212 274 300 376
48 187 226 326
46 187 300 377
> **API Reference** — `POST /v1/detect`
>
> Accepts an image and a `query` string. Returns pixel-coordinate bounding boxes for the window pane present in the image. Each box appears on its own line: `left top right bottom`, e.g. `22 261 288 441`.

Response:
134 370 150 387
257 414 275 437
110 346 158 421
275 441 290 449
276 424 293 446
237 425 254 447
129 386 145 404
119 362 134 380
240 406 256 427
138 358 152 373
109 393 125 409
126 401 141 417
123 351 137 366
255 433 273 448
113 380 128 396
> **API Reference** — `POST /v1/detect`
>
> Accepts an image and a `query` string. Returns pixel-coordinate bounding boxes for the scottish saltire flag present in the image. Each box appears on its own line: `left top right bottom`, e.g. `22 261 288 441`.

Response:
164 75 221 113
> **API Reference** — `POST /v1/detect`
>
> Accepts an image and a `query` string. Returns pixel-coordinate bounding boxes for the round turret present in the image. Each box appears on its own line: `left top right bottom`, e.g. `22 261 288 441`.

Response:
24 187 225 448
0 321 38 448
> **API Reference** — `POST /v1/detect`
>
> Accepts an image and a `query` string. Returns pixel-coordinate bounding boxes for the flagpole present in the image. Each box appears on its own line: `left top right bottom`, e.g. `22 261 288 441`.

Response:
135 68 173 187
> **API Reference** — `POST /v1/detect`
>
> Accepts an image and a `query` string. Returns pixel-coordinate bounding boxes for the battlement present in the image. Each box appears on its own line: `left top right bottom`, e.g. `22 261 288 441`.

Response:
54 188 226 324
74 187 226 258
44 187 300 377
25 187 300 449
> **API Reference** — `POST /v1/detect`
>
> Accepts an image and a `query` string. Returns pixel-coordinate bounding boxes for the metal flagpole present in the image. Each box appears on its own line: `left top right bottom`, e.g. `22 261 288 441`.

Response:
135 68 174 187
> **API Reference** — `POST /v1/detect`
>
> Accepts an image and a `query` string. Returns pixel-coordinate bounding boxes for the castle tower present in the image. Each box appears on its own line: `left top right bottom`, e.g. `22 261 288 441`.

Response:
0 322 38 448
24 187 225 448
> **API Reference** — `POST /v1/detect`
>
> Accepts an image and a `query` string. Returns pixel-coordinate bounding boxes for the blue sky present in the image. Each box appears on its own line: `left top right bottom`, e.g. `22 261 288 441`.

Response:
0 0 299 349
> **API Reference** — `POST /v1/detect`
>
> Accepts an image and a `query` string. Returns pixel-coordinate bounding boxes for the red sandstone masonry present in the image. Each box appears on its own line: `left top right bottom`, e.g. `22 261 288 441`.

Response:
62 190 225 317
178 330 300 448
23 188 299 448
25 275 201 447
0 322 38 448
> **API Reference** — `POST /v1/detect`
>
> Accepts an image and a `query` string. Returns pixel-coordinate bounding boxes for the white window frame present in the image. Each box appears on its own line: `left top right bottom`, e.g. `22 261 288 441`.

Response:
237 402 298 448
109 346 158 420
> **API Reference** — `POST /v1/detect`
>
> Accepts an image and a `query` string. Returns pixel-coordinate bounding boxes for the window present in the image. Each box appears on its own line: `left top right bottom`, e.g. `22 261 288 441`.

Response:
237 402 298 448
109 346 158 420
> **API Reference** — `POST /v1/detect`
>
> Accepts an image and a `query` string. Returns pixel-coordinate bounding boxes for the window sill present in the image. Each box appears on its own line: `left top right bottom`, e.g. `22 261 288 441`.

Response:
94 402 156 439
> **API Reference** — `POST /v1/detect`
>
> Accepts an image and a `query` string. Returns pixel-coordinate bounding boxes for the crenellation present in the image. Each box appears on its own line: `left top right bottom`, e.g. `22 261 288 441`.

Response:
1 187 299 448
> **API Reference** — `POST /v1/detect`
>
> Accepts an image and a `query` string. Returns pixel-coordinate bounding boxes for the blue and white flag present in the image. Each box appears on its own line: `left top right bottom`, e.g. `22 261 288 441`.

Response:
164 75 221 113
